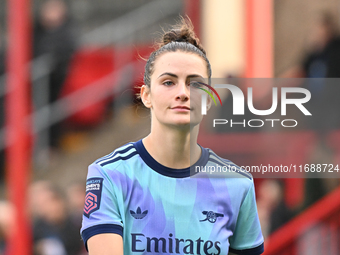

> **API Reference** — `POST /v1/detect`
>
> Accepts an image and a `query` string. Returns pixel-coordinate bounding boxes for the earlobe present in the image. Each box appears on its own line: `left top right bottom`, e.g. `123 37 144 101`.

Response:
141 85 152 108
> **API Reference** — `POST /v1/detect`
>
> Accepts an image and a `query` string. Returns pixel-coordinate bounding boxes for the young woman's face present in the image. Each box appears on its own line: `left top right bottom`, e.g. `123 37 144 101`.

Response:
141 51 210 129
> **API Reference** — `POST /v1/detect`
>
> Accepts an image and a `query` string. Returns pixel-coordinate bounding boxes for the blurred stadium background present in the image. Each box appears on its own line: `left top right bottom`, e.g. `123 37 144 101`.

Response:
0 0 340 254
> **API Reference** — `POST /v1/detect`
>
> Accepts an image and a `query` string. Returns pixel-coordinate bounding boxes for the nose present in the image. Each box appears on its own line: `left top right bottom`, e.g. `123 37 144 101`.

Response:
176 82 189 101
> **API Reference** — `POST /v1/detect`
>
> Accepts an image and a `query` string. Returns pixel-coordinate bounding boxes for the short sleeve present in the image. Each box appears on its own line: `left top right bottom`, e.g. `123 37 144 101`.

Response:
229 181 264 255
80 163 123 250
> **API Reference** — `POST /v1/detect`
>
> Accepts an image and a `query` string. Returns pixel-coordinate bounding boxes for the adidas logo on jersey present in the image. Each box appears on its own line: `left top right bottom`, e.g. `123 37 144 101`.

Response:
130 207 148 219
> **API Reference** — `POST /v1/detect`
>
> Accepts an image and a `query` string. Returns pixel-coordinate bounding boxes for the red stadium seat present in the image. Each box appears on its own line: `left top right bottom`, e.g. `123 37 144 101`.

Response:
61 47 115 127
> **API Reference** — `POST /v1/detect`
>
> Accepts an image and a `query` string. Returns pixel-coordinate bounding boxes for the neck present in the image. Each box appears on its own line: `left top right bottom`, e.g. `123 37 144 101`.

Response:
143 122 201 169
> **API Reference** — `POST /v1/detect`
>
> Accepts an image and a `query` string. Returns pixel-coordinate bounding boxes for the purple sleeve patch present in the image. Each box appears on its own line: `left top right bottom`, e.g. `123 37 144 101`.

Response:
84 177 104 218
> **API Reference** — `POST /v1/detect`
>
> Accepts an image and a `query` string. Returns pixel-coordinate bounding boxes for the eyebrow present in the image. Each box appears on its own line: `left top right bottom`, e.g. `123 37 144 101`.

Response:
158 72 178 78
157 72 204 79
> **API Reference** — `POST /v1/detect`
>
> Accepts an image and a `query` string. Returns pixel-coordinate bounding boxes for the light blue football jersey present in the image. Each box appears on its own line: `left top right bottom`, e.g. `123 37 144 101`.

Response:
81 139 264 255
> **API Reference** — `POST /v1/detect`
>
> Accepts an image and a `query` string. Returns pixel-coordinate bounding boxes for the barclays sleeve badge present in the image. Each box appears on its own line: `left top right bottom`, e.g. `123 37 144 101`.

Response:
83 177 104 218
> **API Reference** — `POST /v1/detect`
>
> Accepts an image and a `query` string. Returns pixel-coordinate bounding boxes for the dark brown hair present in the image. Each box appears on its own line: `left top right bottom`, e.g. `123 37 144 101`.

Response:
143 17 212 88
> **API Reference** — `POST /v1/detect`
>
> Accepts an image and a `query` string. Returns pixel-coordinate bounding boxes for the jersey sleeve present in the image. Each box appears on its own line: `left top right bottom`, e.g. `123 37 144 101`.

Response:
80 163 123 251
229 181 264 255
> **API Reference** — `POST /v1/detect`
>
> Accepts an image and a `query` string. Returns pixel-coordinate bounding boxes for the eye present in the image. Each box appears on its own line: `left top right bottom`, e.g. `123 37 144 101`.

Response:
163 81 175 86
189 81 205 89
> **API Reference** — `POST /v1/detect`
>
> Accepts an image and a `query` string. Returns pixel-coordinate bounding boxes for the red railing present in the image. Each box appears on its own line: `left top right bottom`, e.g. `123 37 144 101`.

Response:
263 186 340 255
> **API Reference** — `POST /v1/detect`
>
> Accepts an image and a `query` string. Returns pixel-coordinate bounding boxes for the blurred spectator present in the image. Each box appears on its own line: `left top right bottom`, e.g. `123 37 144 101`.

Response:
281 11 339 79
281 12 340 217
257 179 294 238
0 201 15 255
302 12 340 132
303 137 340 210
65 181 85 229
302 11 340 78
282 11 340 132
65 181 87 255
29 181 83 255
33 0 77 150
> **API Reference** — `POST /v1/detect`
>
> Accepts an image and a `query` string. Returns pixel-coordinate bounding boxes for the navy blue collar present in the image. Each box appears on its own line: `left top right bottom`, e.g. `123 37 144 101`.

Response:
134 139 209 178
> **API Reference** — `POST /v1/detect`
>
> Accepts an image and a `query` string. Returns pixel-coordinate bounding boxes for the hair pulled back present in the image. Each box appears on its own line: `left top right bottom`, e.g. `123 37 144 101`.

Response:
143 17 212 87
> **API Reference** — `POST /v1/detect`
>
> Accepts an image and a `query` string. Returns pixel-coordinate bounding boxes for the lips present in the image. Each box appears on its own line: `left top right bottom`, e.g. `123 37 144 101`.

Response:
172 106 191 110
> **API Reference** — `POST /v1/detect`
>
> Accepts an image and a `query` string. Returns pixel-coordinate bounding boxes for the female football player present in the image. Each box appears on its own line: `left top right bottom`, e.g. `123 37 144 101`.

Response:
81 17 264 255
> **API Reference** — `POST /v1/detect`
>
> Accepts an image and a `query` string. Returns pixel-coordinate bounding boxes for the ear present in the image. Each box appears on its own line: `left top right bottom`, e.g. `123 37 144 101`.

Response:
140 85 152 109
206 93 212 112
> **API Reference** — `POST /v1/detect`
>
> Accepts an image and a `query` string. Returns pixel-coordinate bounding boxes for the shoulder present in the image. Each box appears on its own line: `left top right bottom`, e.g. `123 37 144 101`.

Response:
85 142 142 197
205 147 253 181
94 142 138 168
86 141 141 182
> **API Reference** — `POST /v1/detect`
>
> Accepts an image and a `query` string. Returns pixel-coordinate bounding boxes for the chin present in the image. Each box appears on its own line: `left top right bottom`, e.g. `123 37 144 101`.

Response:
165 120 191 129
174 117 193 125
172 119 201 129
